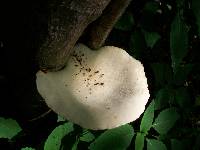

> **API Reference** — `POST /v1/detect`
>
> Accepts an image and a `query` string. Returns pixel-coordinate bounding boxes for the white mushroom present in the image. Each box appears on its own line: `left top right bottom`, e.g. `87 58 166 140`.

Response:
36 43 150 130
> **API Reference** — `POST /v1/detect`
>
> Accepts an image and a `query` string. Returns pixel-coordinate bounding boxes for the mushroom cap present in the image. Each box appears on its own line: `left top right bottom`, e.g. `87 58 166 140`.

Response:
36 44 150 130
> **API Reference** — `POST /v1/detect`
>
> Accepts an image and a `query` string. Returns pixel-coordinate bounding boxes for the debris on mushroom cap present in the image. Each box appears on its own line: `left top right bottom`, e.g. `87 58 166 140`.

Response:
36 43 150 130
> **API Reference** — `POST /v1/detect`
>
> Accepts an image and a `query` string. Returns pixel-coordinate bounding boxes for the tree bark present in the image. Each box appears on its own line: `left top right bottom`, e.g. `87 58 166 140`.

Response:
37 0 111 71
87 0 132 49
37 0 132 71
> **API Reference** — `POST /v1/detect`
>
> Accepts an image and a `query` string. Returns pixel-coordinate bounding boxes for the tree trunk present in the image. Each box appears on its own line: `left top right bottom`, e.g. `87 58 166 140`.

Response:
37 0 111 71
37 0 132 71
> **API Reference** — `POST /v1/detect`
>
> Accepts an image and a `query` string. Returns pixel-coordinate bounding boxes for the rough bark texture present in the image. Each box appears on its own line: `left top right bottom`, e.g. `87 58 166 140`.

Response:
37 0 132 71
87 0 132 49
37 0 111 71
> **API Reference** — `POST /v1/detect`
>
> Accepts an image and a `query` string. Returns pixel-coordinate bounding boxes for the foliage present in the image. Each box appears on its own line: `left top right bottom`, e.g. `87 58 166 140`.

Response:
170 12 188 72
146 139 167 150
135 132 145 150
140 101 155 134
143 31 161 48
80 130 95 143
89 124 134 150
0 117 22 139
191 0 200 36
21 147 36 150
1 0 200 149
152 108 180 134
44 122 74 150
115 12 134 31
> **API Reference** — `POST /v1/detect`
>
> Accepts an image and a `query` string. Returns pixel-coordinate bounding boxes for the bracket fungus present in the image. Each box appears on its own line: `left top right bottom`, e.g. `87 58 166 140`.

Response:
36 44 150 130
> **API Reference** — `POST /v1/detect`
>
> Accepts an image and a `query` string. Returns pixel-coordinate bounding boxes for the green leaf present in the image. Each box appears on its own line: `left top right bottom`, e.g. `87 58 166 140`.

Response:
89 124 134 150
135 132 145 150
44 122 74 150
171 138 192 150
151 63 173 87
147 139 167 150
57 115 66 122
144 1 160 14
0 117 22 139
129 30 146 58
174 87 191 108
71 139 79 150
171 139 186 150
173 64 193 85
170 12 188 72
195 95 200 106
153 108 180 134
143 31 160 48
157 134 169 141
21 148 36 150
154 87 174 110
192 0 200 36
176 0 185 7
194 134 200 150
140 101 155 134
80 130 95 142
115 12 134 31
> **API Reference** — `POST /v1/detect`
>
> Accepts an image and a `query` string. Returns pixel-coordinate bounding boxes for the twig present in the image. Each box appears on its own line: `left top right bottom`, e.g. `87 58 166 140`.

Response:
28 109 52 122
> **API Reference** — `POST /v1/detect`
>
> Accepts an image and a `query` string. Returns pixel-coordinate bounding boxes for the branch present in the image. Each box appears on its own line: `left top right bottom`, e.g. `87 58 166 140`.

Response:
37 0 111 71
86 0 132 49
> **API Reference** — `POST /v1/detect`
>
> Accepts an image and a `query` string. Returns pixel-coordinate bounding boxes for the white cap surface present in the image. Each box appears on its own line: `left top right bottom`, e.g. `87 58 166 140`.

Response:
36 44 150 130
